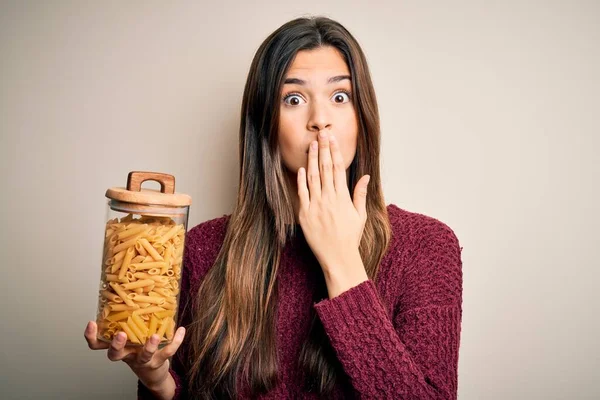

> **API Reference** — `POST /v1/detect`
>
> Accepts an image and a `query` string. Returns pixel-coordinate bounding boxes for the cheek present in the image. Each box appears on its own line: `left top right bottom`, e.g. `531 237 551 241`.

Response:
338 118 359 167
338 138 357 169
278 114 304 171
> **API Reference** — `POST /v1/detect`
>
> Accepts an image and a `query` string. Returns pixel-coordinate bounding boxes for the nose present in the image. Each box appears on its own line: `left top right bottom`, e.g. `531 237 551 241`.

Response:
307 101 332 132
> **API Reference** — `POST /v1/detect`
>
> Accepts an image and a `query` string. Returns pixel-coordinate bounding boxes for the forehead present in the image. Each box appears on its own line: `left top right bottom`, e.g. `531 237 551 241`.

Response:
286 46 350 77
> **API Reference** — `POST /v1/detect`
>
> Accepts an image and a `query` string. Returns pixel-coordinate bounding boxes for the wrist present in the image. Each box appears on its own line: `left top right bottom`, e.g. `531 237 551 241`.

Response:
320 249 362 277
323 258 369 299
145 372 175 400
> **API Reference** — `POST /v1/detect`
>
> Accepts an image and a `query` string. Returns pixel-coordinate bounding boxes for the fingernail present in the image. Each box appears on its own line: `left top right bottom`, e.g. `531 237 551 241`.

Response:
330 135 336 142
311 142 318 150
319 131 327 139
176 328 185 340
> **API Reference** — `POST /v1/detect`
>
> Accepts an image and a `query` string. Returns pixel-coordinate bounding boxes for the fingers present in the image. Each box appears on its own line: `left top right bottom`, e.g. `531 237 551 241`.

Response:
154 327 186 365
317 131 334 196
86 320 186 369
84 321 110 350
353 175 370 221
297 167 309 213
136 334 161 364
107 331 131 361
307 140 321 201
328 135 347 193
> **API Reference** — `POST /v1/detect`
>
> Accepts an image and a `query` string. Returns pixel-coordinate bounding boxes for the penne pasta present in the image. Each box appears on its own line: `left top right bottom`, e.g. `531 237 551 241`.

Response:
121 279 155 290
155 310 175 319
104 274 120 283
148 315 159 337
162 244 173 275
130 262 168 271
97 213 186 346
132 294 166 305
118 321 141 344
116 224 148 241
141 284 155 293
165 318 175 340
135 242 148 257
153 288 173 297
139 238 164 261
96 321 113 330
132 306 166 316
127 316 147 343
133 272 169 284
109 282 137 307
106 311 130 322
100 289 123 303
107 249 127 265
156 225 180 245
131 314 150 337
109 304 139 311
110 259 123 274
156 317 169 339
159 301 175 310
112 237 138 254
149 290 176 303
131 255 145 263
118 247 135 280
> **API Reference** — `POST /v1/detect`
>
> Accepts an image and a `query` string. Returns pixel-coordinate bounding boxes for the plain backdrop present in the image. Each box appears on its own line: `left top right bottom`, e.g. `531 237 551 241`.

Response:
1 1 598 399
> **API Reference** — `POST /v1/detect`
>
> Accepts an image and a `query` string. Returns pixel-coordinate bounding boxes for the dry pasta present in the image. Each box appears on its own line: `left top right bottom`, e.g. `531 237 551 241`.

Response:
96 213 185 346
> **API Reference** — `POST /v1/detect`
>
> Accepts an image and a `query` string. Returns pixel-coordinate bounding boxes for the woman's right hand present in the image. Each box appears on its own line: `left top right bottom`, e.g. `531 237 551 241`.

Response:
84 320 185 394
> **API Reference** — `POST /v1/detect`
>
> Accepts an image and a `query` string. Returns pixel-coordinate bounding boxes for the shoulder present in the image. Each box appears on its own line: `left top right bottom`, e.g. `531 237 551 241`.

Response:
384 203 463 309
183 213 231 283
186 213 231 249
386 203 461 252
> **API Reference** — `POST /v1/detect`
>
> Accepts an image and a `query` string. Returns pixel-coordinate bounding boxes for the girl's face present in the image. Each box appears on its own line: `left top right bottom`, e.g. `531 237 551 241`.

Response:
278 46 358 178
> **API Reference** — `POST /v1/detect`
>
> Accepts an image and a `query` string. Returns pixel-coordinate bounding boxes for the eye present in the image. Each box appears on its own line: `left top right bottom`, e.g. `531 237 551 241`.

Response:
332 90 351 104
283 93 306 106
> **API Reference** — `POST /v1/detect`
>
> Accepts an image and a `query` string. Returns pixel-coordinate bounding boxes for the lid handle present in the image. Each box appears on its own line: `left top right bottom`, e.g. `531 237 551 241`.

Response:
127 171 175 194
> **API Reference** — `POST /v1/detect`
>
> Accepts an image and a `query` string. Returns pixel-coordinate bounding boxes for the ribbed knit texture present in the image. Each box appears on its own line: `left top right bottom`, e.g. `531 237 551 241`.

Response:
138 204 463 399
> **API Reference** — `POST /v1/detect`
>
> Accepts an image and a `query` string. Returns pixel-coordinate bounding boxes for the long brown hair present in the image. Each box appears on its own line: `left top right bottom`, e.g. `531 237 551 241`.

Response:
185 16 392 399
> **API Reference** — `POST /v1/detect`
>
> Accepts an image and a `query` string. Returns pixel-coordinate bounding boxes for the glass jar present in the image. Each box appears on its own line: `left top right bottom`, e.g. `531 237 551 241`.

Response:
96 171 192 348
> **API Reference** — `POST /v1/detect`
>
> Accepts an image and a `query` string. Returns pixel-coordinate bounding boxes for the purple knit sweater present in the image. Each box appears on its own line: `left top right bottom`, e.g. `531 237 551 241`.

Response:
138 204 463 399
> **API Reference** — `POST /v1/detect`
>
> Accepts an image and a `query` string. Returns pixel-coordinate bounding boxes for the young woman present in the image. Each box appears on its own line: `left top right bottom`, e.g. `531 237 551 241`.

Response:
85 16 463 400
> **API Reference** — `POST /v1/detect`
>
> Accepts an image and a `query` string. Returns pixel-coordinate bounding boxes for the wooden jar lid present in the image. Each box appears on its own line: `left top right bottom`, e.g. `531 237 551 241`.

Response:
105 171 192 207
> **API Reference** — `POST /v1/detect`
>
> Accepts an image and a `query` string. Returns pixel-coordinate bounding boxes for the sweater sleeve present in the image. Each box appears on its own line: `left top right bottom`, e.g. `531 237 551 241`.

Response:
313 226 463 399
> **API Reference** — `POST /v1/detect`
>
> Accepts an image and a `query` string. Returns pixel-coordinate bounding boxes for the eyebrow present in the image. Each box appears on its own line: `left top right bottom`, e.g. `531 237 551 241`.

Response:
283 75 351 85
